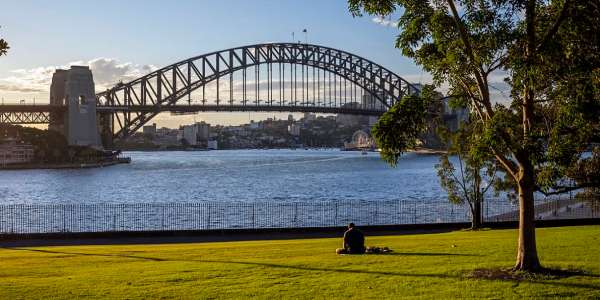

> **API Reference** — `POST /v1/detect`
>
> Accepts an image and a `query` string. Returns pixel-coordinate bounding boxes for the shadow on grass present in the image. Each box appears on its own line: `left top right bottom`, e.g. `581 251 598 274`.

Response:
467 267 600 291
1 247 166 262
389 252 479 257
3 247 600 291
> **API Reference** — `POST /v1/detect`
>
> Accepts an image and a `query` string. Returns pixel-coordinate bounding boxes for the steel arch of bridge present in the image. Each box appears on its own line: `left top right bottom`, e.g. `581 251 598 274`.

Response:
96 43 420 140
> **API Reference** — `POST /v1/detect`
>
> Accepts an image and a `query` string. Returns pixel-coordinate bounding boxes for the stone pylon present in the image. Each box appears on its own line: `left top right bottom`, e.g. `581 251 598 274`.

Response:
49 66 102 149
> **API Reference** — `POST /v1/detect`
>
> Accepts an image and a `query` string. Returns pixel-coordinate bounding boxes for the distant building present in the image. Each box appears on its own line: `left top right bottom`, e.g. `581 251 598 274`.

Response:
303 113 316 123
336 102 365 127
178 122 211 146
442 100 469 131
0 139 34 166
143 123 157 136
249 121 260 130
196 122 210 141
288 123 301 136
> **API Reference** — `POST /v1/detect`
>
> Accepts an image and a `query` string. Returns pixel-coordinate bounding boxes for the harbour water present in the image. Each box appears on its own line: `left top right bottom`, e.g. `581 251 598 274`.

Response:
2 150 586 234
0 150 447 204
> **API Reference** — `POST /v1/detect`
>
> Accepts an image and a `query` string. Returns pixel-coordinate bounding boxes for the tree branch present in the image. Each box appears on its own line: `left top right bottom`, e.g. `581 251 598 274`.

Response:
455 155 472 204
446 0 494 118
481 168 497 195
492 149 518 181
458 77 488 120
485 53 509 75
537 0 572 52
537 183 598 196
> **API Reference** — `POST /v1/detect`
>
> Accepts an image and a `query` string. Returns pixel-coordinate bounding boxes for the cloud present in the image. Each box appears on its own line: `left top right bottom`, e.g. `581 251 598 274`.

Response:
0 58 157 94
372 16 398 28
0 66 57 93
83 58 158 90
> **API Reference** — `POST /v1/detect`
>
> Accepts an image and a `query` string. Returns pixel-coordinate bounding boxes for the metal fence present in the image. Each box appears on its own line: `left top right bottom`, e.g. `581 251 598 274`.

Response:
0 197 598 234
484 196 600 222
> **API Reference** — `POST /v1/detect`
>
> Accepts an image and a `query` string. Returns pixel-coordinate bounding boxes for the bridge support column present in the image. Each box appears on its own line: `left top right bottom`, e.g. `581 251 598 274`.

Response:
49 66 103 149
98 113 113 148
49 70 68 134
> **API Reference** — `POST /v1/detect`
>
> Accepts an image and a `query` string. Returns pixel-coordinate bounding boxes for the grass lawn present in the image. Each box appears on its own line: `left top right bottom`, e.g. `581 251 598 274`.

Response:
1 226 599 299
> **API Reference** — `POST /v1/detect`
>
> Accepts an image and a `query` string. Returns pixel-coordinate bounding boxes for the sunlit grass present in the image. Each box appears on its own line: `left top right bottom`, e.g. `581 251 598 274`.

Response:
1 226 599 299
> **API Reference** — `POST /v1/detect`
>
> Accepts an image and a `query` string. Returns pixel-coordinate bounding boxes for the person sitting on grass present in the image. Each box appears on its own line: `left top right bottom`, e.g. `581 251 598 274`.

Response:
336 223 365 254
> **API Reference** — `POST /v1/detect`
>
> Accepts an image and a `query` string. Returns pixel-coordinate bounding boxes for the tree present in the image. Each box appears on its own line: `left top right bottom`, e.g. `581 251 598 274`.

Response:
0 26 9 57
436 122 496 230
350 0 600 271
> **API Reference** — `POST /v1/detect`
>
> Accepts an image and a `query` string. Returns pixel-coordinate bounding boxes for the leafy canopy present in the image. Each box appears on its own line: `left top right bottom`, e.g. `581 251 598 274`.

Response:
371 85 436 166
352 0 600 194
0 26 8 57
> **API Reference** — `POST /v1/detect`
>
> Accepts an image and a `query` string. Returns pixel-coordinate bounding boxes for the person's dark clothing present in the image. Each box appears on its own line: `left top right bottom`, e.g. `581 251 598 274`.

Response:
343 227 365 254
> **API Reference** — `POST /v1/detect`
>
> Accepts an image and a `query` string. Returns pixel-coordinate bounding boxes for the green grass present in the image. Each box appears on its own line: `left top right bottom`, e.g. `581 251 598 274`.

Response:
1 226 599 299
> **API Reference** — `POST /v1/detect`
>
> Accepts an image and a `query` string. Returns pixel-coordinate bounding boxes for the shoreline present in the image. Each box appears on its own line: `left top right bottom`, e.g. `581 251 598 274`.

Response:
112 147 448 154
409 148 448 155
0 158 131 170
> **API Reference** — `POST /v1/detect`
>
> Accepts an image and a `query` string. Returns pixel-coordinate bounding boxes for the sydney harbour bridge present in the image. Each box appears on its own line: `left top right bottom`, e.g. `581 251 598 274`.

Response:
0 43 420 147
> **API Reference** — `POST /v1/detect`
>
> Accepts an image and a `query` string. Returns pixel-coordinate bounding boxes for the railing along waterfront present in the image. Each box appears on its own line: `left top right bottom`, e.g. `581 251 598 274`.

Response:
0 197 598 234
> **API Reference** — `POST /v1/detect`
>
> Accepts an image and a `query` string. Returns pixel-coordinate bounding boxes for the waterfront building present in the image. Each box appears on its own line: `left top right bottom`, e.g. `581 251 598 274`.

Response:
288 123 301 136
178 122 210 146
143 123 157 136
0 138 34 166
343 130 375 151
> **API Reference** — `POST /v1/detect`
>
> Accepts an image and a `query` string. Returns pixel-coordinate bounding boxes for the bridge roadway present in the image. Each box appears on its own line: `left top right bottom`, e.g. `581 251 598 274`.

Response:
0 103 384 125
0 103 384 115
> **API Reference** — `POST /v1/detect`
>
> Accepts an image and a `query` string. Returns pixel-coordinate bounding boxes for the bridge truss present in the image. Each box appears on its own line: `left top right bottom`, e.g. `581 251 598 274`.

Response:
0 105 64 124
0 112 51 124
96 43 420 140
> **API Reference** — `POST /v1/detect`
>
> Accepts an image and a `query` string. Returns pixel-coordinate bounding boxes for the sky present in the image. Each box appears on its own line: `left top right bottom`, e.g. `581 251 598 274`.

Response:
0 0 505 127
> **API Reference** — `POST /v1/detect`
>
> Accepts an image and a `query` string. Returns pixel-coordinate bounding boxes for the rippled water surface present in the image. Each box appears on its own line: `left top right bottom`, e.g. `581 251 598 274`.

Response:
0 150 447 204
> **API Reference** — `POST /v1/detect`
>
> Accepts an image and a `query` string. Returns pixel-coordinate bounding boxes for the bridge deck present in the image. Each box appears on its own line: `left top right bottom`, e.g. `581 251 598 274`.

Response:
1 104 384 116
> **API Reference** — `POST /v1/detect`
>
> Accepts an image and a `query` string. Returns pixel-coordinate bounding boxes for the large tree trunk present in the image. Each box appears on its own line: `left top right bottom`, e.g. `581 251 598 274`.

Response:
472 198 482 230
514 164 542 271
472 172 482 230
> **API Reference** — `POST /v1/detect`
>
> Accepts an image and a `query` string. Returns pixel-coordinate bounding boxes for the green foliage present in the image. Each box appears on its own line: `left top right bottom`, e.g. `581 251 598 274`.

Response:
568 147 600 196
436 121 497 227
350 0 600 194
0 25 8 57
0 124 104 164
371 85 436 166
350 0 599 268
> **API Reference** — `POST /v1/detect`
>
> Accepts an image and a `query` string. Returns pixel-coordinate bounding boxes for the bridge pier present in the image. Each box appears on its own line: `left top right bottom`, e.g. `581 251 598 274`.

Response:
49 66 103 149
